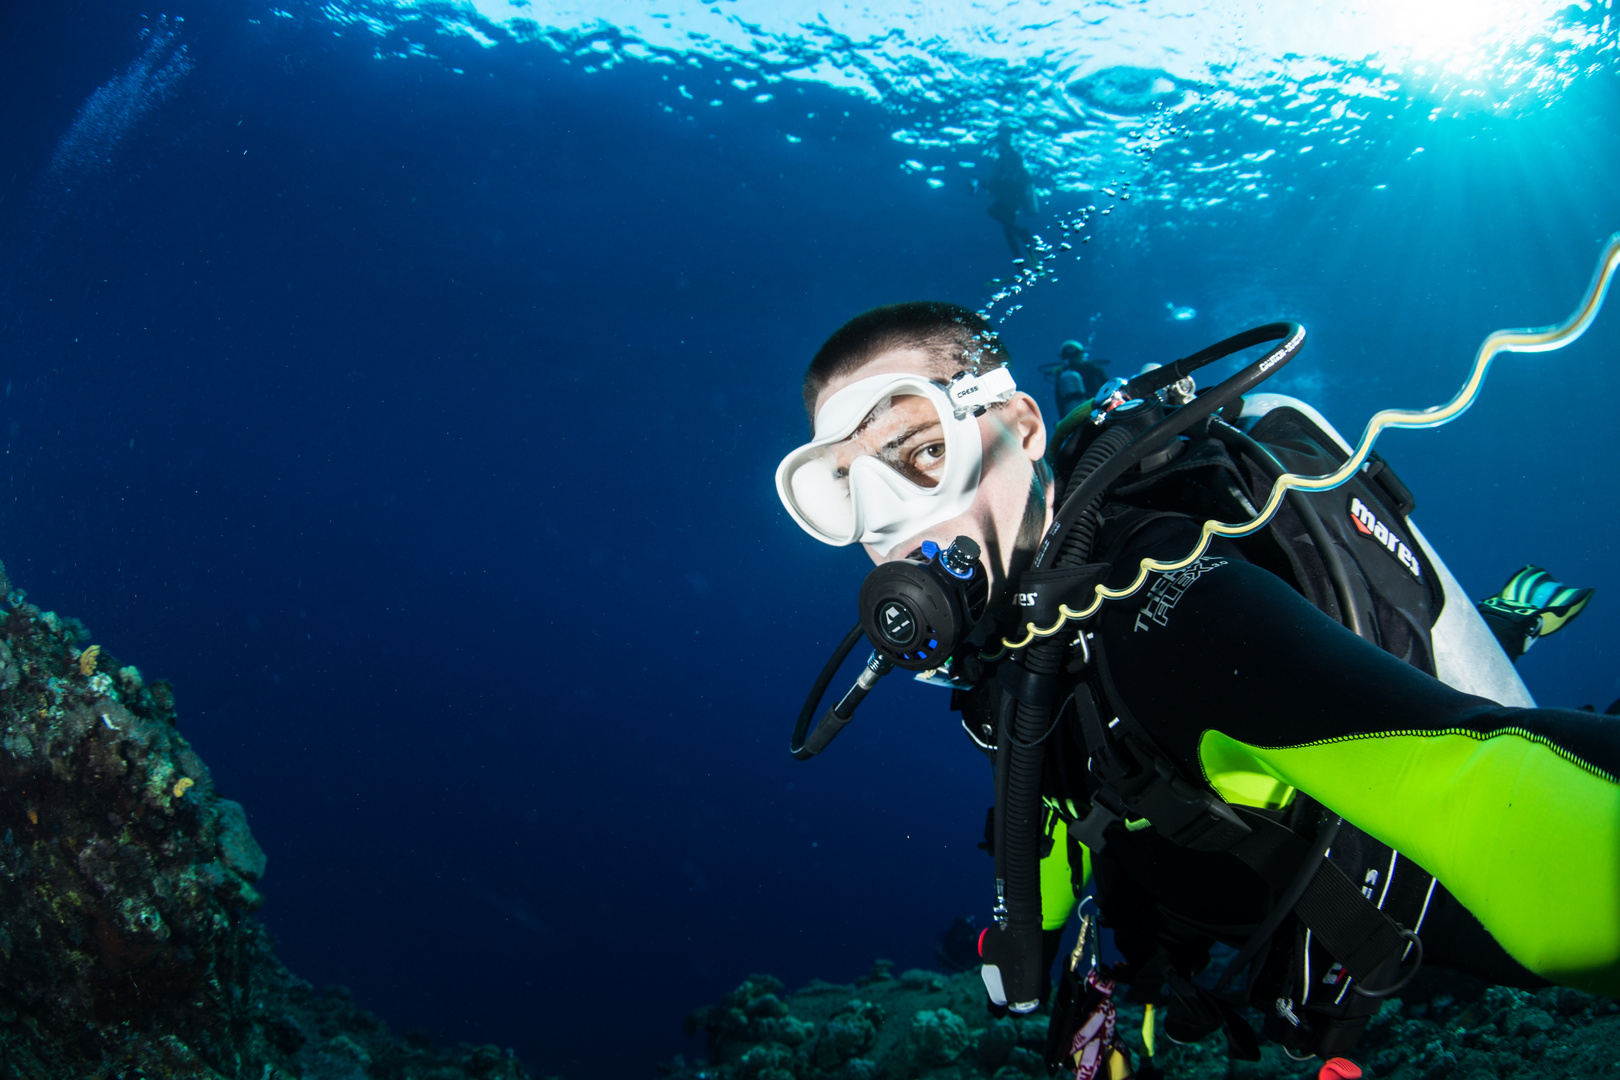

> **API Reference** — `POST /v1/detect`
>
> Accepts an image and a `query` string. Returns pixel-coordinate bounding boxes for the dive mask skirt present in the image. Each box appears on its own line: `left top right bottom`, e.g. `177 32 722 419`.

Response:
776 369 1016 551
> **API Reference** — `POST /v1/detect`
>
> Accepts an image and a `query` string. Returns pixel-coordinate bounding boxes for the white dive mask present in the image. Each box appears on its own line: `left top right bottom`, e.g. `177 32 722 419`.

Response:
775 367 1017 551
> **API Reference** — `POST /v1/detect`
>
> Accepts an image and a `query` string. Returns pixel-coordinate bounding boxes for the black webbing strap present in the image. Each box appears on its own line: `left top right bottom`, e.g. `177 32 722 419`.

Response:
1227 809 1409 985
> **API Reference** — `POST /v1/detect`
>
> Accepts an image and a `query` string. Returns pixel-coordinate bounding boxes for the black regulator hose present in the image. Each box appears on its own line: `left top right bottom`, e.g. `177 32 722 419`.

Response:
1051 425 1135 570
1124 320 1301 403
789 622 866 760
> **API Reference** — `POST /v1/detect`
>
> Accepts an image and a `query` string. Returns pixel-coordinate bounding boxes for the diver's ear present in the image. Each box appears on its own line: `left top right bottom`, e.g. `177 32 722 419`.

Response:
1006 391 1047 462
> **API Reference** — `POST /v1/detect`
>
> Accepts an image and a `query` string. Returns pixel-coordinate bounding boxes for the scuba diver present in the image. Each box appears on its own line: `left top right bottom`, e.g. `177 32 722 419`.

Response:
1044 340 1111 421
776 301 1620 1078
983 130 1038 260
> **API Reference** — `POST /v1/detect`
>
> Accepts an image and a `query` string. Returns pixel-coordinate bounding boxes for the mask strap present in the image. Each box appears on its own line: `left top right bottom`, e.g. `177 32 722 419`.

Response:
946 367 1018 420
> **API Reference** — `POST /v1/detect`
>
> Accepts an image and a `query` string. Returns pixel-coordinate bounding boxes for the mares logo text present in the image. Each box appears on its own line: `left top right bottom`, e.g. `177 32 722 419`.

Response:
1348 496 1422 580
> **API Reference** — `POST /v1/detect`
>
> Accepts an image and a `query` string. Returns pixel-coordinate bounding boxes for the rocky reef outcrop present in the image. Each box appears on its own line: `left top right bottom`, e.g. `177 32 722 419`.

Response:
670 961 1620 1080
0 563 532 1079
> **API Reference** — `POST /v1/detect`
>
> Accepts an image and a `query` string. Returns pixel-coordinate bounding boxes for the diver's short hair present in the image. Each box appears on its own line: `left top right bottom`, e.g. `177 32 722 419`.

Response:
802 301 1010 422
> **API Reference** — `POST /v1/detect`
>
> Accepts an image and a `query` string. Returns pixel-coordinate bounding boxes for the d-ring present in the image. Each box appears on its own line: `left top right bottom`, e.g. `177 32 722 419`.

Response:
1352 929 1423 998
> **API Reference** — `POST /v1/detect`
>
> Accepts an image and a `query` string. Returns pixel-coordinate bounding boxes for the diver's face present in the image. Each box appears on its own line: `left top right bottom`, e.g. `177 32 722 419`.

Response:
813 347 1050 589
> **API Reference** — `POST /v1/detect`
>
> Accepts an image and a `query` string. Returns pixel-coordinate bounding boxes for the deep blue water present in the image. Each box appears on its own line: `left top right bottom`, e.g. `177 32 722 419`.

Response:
2 3 1619 1077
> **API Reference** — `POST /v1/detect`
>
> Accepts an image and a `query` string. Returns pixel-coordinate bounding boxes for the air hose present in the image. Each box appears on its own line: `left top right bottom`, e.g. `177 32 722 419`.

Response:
1035 323 1305 572
982 323 1306 1013
982 423 1135 1012
789 622 867 760
1051 425 1136 569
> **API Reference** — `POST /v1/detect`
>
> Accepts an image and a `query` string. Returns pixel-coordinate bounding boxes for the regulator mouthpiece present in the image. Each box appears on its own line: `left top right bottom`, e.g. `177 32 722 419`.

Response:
859 535 989 671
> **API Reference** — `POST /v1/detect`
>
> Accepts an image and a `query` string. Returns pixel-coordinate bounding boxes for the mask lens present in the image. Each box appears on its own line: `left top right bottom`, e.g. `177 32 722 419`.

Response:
843 394 948 490
786 454 855 539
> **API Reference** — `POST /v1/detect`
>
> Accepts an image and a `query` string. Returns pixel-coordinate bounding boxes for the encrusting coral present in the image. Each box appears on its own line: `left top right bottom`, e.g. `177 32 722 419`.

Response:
670 960 1620 1080
0 561 535 1079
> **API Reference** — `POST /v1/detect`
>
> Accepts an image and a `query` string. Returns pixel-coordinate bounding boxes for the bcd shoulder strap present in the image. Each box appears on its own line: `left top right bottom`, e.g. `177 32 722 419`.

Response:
1239 405 1442 673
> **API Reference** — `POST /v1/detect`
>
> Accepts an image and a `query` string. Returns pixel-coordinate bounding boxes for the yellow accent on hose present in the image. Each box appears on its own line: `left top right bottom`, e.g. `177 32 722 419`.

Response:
993 232 1620 656
1142 1003 1156 1058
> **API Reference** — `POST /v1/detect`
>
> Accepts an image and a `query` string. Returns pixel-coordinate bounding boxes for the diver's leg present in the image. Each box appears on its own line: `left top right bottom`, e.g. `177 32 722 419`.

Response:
1098 526 1620 994
1001 224 1023 258
988 204 1024 257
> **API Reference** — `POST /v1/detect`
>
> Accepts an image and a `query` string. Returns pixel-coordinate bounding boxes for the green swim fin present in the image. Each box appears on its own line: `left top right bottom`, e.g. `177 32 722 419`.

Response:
1478 565 1595 661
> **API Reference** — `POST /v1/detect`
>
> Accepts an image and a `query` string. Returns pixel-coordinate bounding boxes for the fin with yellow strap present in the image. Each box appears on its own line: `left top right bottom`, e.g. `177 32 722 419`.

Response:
1478 564 1594 660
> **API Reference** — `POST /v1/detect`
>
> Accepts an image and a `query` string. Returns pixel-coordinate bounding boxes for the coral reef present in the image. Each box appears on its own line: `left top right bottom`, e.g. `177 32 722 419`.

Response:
677 964 1051 1080
671 963 1620 1080
0 562 533 1079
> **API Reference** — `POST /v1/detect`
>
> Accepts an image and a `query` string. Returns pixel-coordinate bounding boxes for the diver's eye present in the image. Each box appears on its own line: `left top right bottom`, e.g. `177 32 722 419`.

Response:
906 442 946 476
896 440 947 487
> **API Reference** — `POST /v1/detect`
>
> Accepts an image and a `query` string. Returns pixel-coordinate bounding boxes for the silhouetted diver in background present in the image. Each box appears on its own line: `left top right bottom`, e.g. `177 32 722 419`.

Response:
1044 339 1110 419
983 130 1037 258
